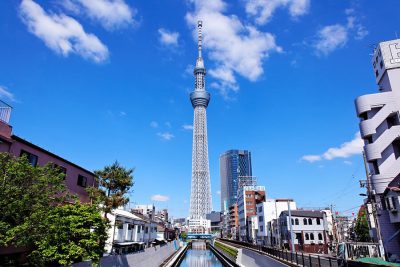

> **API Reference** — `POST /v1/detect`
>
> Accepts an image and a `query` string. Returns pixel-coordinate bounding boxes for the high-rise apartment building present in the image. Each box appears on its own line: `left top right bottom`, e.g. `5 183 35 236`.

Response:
220 150 253 212
355 39 400 256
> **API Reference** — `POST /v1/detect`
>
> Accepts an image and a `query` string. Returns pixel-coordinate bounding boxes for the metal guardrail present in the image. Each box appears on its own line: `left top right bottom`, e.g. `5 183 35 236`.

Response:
0 100 12 124
220 239 340 267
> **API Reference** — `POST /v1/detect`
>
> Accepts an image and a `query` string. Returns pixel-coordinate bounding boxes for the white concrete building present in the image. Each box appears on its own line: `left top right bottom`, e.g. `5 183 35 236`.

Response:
256 199 297 246
355 38 400 256
105 208 158 254
188 217 211 234
279 210 329 254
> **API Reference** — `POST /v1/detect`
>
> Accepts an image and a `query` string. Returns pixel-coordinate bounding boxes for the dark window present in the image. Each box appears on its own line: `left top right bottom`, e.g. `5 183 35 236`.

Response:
305 233 309 240
386 198 391 210
259 216 263 222
379 61 384 69
308 218 312 225
316 218 321 225
393 139 400 159
375 70 379 77
310 233 314 240
381 195 387 210
77 175 87 187
52 163 67 179
295 218 299 225
260 225 263 231
392 197 397 210
20 150 38 166
318 233 323 240
303 218 308 225
291 219 294 225
145 227 148 233
372 160 380 175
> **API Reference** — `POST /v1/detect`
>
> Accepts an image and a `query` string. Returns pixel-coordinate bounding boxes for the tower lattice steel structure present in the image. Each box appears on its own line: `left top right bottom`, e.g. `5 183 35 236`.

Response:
189 21 212 220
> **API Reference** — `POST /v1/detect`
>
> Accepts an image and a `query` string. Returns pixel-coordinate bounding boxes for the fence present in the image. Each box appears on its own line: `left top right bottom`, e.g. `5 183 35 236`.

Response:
220 239 340 267
0 100 11 124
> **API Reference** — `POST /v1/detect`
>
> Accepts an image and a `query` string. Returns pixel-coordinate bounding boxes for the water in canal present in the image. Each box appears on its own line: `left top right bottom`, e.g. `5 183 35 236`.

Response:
179 241 223 267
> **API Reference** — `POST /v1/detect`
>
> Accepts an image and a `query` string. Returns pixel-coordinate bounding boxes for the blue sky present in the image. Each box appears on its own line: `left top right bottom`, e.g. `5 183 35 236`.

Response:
0 0 399 219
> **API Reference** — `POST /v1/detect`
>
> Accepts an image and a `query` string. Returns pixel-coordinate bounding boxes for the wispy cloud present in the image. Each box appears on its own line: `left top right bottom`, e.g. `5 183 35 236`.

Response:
62 0 136 30
313 8 368 56
0 86 16 102
302 132 363 163
186 0 282 97
150 121 159 128
245 0 310 25
216 190 221 195
182 124 194 130
157 132 174 141
19 0 108 62
151 194 170 202
158 28 179 46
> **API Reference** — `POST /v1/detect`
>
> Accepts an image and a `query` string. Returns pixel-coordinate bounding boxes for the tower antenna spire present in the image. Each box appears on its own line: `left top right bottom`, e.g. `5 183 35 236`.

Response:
197 20 202 58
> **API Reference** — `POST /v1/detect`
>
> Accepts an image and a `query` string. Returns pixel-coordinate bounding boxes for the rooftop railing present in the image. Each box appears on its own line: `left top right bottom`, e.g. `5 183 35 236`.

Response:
0 100 12 124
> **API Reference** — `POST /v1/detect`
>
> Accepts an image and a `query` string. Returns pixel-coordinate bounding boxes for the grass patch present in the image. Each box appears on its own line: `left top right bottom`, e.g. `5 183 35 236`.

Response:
214 241 238 259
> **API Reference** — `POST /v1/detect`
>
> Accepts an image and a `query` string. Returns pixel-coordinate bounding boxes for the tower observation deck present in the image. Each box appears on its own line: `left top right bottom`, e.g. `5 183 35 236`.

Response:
189 20 212 225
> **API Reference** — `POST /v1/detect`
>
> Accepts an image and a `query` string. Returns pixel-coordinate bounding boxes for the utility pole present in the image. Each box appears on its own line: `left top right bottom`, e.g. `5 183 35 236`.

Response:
288 200 295 252
362 151 386 259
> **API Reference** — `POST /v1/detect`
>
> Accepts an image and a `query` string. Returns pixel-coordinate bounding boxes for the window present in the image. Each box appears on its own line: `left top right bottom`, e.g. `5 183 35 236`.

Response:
310 233 314 240
308 218 312 225
259 216 263 222
258 206 263 212
291 219 294 225
303 218 308 225
392 197 397 210
52 163 67 179
20 150 38 166
381 195 387 210
375 70 379 77
77 175 87 187
305 233 309 240
260 226 264 232
295 218 299 225
379 61 384 69
318 233 323 240
316 218 321 225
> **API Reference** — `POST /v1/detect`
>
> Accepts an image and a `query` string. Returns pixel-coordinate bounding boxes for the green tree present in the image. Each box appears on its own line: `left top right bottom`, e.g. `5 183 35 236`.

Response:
91 161 134 217
355 206 371 242
0 152 109 266
29 203 108 266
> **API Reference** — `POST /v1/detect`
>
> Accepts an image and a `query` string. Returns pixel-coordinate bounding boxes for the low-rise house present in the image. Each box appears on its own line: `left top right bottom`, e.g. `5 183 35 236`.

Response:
256 199 297 246
105 209 146 254
279 210 329 254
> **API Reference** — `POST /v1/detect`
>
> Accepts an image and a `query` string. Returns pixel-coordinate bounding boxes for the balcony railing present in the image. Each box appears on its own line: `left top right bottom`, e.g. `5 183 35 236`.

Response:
0 100 12 124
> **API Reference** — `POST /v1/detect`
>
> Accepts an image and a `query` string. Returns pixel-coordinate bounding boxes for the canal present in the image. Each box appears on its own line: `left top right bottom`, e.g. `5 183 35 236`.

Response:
178 241 223 267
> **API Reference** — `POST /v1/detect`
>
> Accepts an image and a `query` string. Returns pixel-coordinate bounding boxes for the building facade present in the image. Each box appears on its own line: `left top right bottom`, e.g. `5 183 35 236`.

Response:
256 199 297 246
188 21 212 232
220 149 253 212
355 38 400 257
0 101 95 203
238 185 266 242
279 210 329 254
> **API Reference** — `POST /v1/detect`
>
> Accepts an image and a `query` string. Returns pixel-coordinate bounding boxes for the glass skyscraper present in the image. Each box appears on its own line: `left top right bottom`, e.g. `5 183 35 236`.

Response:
220 150 253 212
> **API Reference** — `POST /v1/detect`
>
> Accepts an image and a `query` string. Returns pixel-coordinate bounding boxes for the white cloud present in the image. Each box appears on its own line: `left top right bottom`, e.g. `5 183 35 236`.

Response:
302 132 364 163
313 9 368 56
245 0 310 25
158 28 179 46
314 24 348 56
150 121 158 128
186 0 281 96
157 132 174 141
62 0 135 30
119 111 127 116
0 86 15 102
344 160 353 165
20 0 108 63
182 124 194 130
151 194 170 202
216 190 221 195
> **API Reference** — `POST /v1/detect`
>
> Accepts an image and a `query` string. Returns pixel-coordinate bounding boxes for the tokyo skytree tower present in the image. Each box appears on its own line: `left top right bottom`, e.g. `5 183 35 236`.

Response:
189 21 212 220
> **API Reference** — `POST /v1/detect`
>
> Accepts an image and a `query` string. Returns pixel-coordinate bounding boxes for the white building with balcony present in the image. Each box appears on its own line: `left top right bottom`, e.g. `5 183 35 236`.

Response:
355 38 400 257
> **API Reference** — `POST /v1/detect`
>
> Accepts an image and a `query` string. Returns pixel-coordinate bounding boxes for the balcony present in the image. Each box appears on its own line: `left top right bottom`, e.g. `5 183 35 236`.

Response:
0 100 12 124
